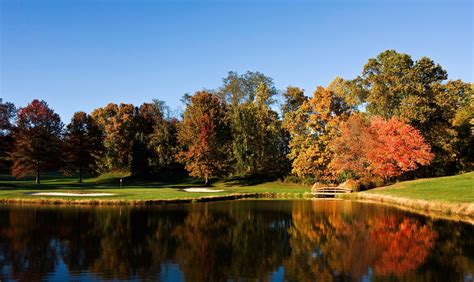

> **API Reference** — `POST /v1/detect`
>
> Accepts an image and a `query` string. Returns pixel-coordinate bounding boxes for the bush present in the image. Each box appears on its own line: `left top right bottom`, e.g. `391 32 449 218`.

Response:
283 175 316 186
338 179 360 191
359 177 385 190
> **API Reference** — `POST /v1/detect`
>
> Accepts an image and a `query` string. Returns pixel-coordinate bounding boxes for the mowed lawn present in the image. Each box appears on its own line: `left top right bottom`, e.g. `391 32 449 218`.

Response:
364 172 474 203
0 172 310 201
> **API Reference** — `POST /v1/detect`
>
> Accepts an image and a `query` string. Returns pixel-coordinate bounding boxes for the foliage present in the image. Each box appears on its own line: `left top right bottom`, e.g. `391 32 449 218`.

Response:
0 99 16 172
91 103 137 172
332 114 434 180
145 100 180 174
177 91 231 185
62 112 104 182
219 72 288 177
356 50 472 175
218 71 277 106
283 201 437 280
10 100 63 183
283 80 352 182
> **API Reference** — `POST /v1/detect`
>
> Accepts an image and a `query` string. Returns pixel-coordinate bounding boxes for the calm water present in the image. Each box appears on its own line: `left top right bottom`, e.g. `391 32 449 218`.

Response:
0 200 473 281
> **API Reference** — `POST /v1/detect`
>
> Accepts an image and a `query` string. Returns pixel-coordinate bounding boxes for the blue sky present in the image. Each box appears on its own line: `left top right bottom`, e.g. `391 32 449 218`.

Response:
1 0 472 121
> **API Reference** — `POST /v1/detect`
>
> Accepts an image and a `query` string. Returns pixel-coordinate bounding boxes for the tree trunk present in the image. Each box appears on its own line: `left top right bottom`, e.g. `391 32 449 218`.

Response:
79 165 83 183
79 137 83 183
36 163 40 184
204 176 209 186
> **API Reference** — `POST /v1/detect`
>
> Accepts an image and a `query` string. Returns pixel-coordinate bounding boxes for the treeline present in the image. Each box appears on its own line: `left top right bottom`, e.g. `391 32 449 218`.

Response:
0 50 472 185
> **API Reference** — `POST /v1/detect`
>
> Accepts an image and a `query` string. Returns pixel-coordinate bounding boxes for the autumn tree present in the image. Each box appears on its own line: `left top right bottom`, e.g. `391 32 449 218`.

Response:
355 50 472 174
10 100 62 183
0 99 16 172
62 111 104 182
331 114 433 180
177 91 231 185
283 80 352 182
91 103 137 172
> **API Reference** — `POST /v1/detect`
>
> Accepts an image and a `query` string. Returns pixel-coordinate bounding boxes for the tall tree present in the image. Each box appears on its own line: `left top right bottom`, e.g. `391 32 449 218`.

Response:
131 100 179 178
63 112 104 182
91 103 137 172
281 86 307 117
219 72 287 176
283 81 352 182
0 99 16 172
218 71 277 106
146 100 180 174
356 50 472 175
10 100 62 183
176 91 231 185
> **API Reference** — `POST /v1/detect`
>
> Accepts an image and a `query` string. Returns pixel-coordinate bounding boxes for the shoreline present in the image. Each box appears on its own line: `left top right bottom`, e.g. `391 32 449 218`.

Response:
0 192 311 206
1 191 473 225
343 192 474 224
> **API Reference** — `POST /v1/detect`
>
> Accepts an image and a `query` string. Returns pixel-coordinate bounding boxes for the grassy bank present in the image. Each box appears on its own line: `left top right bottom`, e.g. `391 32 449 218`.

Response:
345 172 474 218
0 173 311 205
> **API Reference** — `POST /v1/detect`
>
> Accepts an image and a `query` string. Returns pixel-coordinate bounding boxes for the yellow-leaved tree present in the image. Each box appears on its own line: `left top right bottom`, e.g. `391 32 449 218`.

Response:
283 79 353 182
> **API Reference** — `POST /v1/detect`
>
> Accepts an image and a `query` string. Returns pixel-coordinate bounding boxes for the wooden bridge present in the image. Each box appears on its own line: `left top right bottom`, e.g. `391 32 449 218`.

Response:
312 186 352 198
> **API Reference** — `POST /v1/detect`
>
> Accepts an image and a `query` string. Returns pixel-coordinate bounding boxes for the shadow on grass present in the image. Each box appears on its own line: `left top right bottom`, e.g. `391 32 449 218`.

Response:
221 175 273 187
0 173 204 191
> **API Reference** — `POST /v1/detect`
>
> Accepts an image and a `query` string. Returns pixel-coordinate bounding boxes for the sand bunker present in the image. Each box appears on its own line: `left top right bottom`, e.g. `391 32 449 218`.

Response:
183 188 224 193
31 192 115 197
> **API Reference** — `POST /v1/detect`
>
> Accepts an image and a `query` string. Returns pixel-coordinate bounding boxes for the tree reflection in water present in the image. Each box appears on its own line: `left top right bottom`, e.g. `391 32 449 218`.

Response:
0 200 472 281
284 201 438 280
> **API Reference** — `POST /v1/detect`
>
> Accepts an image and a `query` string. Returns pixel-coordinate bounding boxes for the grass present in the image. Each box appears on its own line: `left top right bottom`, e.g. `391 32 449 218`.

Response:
0 172 311 204
363 172 474 203
343 172 474 220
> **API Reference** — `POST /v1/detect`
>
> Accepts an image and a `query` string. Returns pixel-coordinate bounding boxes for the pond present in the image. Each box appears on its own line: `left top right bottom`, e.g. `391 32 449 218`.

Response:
0 200 473 281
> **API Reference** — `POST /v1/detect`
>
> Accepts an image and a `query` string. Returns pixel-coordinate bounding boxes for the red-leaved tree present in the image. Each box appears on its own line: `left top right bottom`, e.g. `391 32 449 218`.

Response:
368 117 434 179
331 114 433 180
10 100 63 183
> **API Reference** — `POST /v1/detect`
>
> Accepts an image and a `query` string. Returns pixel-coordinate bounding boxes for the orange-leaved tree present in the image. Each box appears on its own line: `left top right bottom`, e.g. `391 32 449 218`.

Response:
176 91 231 185
283 81 352 182
331 114 433 180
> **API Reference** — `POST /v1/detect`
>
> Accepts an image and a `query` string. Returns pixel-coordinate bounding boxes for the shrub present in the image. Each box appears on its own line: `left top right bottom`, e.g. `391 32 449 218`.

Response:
339 179 360 191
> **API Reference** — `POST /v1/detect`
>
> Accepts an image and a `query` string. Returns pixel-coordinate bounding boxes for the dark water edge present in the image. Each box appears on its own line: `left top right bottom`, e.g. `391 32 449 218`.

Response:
0 199 473 281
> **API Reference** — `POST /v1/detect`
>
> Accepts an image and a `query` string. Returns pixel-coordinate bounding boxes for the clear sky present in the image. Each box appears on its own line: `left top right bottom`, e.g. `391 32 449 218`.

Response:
1 0 472 122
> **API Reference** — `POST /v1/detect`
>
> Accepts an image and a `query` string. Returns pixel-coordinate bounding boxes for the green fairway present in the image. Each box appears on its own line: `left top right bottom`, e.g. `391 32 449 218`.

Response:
363 172 474 204
0 173 310 202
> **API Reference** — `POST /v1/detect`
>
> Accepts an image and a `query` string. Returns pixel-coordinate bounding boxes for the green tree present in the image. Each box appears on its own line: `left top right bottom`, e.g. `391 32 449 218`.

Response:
218 71 277 106
356 50 472 174
10 100 63 183
146 100 180 173
63 111 104 182
131 100 179 177
219 72 287 176
281 86 307 116
177 91 231 185
0 99 16 172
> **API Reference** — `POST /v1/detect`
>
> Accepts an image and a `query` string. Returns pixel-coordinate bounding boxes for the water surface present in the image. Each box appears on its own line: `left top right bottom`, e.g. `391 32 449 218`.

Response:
0 200 473 281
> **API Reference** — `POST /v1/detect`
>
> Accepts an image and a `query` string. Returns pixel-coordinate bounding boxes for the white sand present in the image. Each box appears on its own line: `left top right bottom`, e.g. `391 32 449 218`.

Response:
183 188 224 193
31 192 115 197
